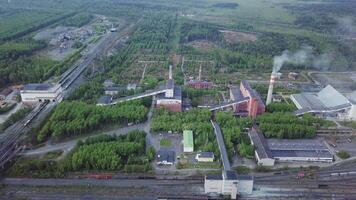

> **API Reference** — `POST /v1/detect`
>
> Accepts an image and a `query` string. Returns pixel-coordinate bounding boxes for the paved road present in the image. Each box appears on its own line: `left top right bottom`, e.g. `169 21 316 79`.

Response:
22 123 147 156
211 121 231 171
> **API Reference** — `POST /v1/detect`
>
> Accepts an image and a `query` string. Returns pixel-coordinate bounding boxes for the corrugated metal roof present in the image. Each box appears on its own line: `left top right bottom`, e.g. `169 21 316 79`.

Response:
318 85 349 107
23 83 52 91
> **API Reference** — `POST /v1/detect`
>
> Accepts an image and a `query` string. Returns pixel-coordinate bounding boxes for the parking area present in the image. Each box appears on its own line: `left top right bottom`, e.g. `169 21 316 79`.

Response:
151 133 183 168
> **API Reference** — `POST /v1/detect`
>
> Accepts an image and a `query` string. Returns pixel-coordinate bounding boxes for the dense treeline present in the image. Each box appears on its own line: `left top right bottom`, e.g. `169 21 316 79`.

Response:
0 10 74 41
60 13 93 27
180 21 225 44
0 107 32 131
215 112 254 159
256 113 326 139
38 101 148 142
265 102 296 113
69 130 150 171
151 108 220 156
67 79 104 104
6 130 152 177
219 32 317 71
0 39 58 87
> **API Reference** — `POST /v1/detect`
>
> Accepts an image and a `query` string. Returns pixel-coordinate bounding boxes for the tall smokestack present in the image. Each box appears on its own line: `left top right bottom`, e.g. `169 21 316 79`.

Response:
266 72 278 105
169 65 173 80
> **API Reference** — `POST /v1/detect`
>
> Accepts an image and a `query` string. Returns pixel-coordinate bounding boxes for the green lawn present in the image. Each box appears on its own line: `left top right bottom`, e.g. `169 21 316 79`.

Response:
160 138 172 147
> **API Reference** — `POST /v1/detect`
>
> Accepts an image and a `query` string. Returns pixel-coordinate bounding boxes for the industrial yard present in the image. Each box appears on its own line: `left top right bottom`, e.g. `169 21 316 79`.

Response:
1 0 356 199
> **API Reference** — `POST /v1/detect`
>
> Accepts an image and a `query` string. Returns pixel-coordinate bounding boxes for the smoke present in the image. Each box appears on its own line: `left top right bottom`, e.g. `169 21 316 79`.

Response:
336 17 356 37
272 46 313 72
272 45 331 72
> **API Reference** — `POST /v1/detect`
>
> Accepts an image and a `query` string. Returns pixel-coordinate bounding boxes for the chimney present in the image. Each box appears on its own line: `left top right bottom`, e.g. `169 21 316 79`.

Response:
266 72 279 105
169 65 173 80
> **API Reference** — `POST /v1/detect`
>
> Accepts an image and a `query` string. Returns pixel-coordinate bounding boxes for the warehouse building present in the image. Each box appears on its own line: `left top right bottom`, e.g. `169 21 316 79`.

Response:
20 83 63 104
291 85 356 120
183 130 194 152
248 128 333 166
268 139 333 163
248 128 275 166
196 152 214 162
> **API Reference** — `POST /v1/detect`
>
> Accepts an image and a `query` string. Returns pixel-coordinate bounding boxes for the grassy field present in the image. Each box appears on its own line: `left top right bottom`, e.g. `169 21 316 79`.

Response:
0 9 63 40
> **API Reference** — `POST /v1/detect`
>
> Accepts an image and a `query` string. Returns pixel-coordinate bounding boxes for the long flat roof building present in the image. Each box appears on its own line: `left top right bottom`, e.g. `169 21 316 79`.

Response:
248 128 333 166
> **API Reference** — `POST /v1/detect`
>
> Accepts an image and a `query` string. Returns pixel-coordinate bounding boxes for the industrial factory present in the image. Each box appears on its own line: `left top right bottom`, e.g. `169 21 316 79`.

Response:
155 65 182 112
20 83 63 104
291 85 356 120
229 80 265 118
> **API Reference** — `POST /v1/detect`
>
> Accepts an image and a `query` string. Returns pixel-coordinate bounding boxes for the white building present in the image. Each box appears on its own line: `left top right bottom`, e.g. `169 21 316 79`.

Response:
205 171 253 199
21 83 63 104
291 85 356 120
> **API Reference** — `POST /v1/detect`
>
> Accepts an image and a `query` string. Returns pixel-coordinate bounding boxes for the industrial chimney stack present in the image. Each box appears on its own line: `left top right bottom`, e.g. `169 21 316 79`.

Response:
266 72 279 105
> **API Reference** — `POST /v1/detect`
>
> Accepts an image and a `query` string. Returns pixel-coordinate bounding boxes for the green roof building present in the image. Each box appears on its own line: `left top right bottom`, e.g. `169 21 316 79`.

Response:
183 130 194 152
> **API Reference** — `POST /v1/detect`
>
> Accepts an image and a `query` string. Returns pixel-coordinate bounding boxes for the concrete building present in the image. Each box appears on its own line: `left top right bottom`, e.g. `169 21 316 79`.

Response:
291 85 356 120
196 152 214 162
248 127 333 166
236 175 254 195
20 83 63 104
248 128 275 167
183 130 194 152
230 80 265 118
156 150 175 165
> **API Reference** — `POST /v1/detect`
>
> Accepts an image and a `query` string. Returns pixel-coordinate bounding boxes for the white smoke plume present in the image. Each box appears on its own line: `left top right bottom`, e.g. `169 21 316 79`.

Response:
272 46 330 72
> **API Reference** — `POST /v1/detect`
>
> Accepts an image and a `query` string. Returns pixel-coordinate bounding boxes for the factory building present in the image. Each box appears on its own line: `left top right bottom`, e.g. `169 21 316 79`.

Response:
20 83 63 104
156 66 182 112
291 85 356 120
183 130 194 152
187 80 213 89
248 127 333 166
230 80 265 118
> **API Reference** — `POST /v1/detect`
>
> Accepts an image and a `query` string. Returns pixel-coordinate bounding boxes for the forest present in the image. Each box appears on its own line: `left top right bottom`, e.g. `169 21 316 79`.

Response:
0 38 58 88
68 130 151 171
5 130 153 177
256 112 332 139
215 112 254 160
37 100 148 142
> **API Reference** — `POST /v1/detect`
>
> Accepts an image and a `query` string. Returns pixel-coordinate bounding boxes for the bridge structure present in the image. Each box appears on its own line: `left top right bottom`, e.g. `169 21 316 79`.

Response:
109 88 168 105
208 98 249 112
